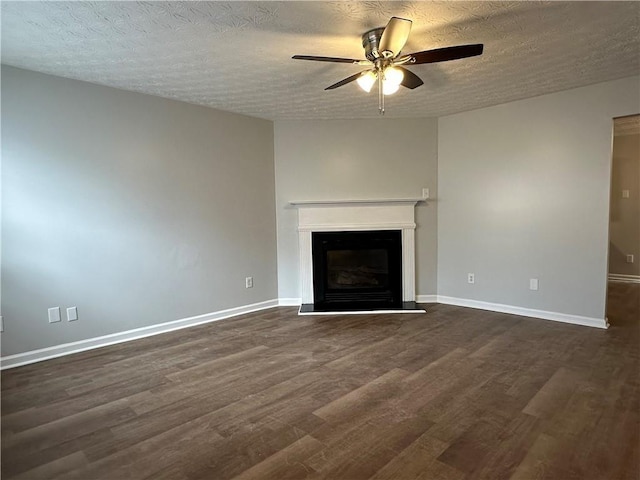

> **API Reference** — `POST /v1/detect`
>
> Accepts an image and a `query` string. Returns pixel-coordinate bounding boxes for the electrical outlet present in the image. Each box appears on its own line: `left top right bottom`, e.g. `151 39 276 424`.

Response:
622 189 630 198
67 306 78 321
530 278 539 291
422 188 430 199
626 254 635 264
0 316 3 333
245 276 253 289
48 307 61 323
467 273 475 284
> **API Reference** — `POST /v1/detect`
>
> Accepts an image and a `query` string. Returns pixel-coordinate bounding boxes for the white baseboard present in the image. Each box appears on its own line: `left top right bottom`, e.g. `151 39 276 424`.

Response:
2 292 609 370
435 295 608 329
278 298 302 306
0 299 279 370
608 274 640 284
280 294 605 329
416 295 438 303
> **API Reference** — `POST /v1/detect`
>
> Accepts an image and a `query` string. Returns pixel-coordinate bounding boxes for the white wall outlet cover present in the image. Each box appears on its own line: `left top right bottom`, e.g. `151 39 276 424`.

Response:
0 316 3 333
48 307 61 323
529 278 539 290
622 189 630 198
626 254 635 264
245 276 253 288
67 306 78 321
467 273 475 284
422 188 430 199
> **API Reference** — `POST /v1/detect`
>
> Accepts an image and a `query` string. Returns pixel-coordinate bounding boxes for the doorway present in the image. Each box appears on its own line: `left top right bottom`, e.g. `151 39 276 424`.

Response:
607 115 640 326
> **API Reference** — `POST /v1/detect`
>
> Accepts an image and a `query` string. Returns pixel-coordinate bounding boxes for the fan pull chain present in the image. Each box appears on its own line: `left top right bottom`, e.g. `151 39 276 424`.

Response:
378 71 385 115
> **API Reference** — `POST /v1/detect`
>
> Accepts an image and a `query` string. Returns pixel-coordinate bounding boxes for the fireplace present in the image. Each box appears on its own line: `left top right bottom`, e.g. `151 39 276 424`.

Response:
291 198 426 314
312 230 402 310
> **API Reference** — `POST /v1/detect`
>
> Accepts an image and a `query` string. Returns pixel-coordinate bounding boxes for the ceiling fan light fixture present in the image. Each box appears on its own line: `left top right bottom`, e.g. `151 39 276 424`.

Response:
382 66 403 95
384 66 403 85
382 81 400 96
292 15 484 113
356 70 377 93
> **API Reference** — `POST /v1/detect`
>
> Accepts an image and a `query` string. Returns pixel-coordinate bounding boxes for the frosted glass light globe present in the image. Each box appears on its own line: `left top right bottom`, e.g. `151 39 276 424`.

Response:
356 71 377 93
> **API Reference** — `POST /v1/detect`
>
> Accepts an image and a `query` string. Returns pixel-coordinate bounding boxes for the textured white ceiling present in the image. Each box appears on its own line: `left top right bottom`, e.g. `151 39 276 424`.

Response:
1 1 639 120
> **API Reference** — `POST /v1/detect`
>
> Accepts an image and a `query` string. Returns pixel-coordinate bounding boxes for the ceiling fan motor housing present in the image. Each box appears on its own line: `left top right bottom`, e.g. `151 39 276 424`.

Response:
362 27 385 61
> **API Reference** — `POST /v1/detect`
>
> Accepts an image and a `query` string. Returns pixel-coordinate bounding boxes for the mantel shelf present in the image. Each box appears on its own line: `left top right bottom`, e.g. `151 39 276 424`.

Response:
290 198 426 207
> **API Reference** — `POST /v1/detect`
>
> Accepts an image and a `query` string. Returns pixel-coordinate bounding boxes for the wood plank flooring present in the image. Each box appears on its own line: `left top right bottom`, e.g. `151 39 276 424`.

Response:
2 296 638 479
607 280 640 327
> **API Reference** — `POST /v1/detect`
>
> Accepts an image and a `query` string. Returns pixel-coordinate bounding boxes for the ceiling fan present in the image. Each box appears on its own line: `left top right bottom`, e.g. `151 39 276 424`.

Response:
292 17 483 114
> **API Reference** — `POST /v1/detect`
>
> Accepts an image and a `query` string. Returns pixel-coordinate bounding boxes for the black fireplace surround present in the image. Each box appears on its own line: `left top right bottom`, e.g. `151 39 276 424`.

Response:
311 230 403 311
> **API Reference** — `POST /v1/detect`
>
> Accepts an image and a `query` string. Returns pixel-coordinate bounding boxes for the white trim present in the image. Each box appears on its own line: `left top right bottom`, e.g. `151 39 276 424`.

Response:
416 295 438 303
402 229 416 302
294 202 419 305
290 198 424 206
300 229 313 304
0 299 279 370
436 296 608 329
608 274 640 284
298 223 416 232
3 294 609 370
278 298 302 306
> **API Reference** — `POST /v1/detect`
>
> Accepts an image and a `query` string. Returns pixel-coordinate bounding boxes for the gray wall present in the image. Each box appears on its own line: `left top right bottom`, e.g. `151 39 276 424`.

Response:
3 65 637 357
437 76 640 320
1 66 277 356
609 127 640 277
274 118 438 301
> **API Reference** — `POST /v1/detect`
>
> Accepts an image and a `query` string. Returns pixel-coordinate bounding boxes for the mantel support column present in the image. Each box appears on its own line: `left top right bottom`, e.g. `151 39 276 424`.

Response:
402 227 416 302
299 230 313 304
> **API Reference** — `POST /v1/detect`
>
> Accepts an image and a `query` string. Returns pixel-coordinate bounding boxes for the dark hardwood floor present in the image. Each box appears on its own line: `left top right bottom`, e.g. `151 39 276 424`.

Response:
2 296 638 479
607 280 640 327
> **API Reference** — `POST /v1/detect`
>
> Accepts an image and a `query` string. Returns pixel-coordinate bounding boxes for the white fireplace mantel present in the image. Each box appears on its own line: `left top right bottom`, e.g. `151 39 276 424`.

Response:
291 198 424 305
290 198 425 206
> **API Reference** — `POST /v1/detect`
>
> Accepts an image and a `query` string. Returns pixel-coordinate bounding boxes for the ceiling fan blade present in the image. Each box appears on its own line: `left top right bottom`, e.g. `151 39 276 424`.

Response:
408 44 484 65
292 55 362 64
378 17 412 58
325 71 367 90
397 67 424 89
